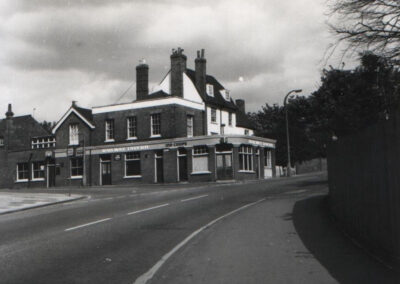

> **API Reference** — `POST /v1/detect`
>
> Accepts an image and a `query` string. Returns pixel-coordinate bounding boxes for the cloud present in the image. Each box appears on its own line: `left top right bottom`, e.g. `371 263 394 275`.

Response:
0 0 345 121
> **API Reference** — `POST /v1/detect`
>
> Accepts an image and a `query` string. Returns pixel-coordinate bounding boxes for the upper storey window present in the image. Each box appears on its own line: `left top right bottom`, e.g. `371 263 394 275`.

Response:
206 84 214 97
151 114 161 137
221 89 230 100
105 119 115 141
211 108 217 123
127 116 137 139
32 136 56 149
69 124 79 145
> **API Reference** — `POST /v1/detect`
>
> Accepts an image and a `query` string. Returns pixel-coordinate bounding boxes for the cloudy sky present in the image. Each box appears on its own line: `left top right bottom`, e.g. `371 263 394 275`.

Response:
0 0 351 122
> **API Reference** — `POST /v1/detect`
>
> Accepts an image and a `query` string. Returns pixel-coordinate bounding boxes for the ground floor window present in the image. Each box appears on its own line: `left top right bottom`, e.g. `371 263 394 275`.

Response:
192 146 209 172
17 163 29 181
239 145 254 171
264 149 272 168
32 161 45 180
70 157 83 177
125 152 141 177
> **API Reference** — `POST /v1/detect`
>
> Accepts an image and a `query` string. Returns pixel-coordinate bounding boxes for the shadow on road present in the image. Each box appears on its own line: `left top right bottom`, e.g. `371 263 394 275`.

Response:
292 195 399 284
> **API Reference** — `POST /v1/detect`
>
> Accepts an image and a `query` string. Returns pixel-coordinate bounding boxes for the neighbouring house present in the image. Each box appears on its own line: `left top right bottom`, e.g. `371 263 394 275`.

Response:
0 48 276 188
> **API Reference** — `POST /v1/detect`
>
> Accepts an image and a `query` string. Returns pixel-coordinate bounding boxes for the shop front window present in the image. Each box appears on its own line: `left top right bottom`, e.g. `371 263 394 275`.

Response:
125 152 141 177
32 161 45 180
239 145 254 171
192 146 209 173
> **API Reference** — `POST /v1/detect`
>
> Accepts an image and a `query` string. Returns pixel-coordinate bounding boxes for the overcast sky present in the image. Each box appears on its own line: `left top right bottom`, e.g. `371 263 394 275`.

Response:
0 0 351 122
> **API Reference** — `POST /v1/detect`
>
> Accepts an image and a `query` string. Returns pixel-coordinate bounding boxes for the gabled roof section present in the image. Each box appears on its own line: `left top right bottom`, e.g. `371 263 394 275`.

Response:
185 69 237 110
52 104 95 134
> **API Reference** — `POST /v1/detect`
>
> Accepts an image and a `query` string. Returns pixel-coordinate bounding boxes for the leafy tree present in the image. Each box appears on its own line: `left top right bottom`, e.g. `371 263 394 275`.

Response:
249 52 400 166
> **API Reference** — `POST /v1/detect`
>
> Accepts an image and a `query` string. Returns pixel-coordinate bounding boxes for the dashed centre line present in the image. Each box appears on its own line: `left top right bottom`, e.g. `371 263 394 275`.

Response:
65 218 112 232
127 203 170 216
180 194 208 202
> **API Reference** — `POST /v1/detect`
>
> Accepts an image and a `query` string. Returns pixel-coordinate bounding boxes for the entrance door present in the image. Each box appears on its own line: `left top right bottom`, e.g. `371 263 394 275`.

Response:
216 153 233 180
100 155 112 185
47 165 56 187
155 151 164 183
177 148 188 182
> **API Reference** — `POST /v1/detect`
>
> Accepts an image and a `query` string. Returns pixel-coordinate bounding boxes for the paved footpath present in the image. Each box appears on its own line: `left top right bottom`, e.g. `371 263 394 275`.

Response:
0 192 83 214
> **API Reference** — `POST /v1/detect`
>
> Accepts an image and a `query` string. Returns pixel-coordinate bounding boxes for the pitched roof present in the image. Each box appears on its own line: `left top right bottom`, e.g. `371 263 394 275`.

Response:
185 69 237 111
186 68 255 130
52 104 95 134
0 115 51 150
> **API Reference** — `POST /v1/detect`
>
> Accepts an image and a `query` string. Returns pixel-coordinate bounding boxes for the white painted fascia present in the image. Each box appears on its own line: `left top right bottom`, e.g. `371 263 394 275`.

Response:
52 107 95 134
92 97 205 114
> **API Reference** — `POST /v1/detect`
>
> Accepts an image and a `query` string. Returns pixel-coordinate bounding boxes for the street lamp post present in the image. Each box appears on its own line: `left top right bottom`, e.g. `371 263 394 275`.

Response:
284 89 302 177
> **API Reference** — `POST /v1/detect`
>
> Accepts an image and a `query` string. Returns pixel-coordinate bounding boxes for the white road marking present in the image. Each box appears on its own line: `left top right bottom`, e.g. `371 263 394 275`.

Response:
127 203 170 216
65 218 112 232
180 194 208 202
133 198 266 284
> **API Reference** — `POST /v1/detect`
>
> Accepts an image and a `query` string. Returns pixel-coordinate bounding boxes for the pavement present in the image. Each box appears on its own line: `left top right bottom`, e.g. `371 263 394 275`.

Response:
0 192 84 215
0 172 397 284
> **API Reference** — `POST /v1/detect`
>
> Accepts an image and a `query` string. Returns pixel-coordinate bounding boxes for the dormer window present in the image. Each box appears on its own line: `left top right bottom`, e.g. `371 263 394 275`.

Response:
206 84 214 97
221 89 230 100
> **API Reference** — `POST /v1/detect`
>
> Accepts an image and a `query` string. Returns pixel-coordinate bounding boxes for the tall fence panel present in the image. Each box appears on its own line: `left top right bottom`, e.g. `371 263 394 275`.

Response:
328 114 400 264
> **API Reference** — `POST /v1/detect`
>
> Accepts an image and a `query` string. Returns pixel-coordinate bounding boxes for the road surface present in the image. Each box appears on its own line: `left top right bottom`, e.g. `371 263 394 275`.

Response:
0 173 396 283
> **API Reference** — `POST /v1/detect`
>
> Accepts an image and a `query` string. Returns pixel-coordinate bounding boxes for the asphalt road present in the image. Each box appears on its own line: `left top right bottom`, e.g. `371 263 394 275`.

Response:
0 173 397 284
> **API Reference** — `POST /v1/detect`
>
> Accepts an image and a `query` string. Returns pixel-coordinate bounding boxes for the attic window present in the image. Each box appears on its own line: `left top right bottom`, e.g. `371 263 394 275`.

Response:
221 89 230 100
206 84 214 97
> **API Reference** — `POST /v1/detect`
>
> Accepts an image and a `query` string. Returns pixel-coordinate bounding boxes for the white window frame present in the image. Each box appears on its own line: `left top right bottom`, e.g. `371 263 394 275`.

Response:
16 163 29 182
151 113 161 137
124 152 141 178
32 161 45 181
69 124 79 145
187 115 193 137
127 116 137 140
192 146 210 174
211 108 217 123
105 119 115 142
70 157 83 179
239 145 254 172
206 84 214 96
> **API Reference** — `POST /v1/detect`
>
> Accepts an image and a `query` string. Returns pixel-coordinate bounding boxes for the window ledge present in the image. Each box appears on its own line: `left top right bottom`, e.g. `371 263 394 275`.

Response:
70 176 83 179
191 171 211 175
68 143 79 146
15 179 28 183
104 139 115 143
124 175 142 179
31 178 45 182
210 121 218 125
150 135 161 138
238 170 255 173
126 137 138 141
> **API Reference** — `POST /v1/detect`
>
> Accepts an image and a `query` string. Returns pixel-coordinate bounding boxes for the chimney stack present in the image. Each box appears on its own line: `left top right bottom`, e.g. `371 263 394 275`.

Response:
170 47 187 97
235 99 245 113
195 49 206 96
5 104 14 119
136 59 149 101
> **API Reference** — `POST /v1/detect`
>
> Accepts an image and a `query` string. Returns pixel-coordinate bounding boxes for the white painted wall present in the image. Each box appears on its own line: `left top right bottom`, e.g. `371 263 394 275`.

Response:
152 72 203 104
206 107 253 136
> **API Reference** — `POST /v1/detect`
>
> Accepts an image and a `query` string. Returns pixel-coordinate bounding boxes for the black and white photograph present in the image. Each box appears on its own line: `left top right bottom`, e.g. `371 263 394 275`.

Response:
0 0 399 283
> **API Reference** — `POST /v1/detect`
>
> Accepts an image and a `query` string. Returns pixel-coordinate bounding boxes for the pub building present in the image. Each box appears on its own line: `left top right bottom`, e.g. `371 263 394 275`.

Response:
0 48 276 188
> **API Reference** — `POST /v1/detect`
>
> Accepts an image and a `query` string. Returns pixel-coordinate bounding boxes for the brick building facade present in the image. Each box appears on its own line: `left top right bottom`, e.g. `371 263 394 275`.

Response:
0 48 276 188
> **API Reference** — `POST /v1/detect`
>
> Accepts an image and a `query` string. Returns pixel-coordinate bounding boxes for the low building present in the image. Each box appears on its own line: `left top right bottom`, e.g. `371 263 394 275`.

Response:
1 48 276 188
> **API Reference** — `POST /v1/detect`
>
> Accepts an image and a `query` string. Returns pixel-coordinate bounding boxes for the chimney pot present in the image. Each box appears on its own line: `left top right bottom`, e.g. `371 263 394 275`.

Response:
235 99 245 113
136 62 149 100
5 103 14 119
195 49 207 96
170 47 187 97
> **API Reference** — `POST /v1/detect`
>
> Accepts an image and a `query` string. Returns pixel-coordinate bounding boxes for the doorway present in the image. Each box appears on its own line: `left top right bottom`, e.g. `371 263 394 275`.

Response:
177 148 188 182
100 154 112 185
216 153 233 180
155 150 164 183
